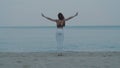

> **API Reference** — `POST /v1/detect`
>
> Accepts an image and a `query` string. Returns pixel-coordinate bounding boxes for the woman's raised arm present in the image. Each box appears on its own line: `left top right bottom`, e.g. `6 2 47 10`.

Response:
65 12 78 21
41 13 57 22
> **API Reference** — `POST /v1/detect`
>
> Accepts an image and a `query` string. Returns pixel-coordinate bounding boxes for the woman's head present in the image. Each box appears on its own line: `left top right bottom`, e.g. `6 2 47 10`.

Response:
58 13 65 20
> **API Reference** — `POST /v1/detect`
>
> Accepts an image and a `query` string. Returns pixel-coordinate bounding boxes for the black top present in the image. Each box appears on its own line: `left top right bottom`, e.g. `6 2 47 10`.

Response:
57 22 65 28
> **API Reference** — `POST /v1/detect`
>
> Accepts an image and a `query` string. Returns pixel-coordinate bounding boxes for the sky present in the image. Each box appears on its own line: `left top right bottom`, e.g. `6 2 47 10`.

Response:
0 0 120 26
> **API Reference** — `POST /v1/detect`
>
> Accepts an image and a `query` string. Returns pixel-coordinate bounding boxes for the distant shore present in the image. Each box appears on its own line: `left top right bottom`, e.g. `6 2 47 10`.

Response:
0 51 120 68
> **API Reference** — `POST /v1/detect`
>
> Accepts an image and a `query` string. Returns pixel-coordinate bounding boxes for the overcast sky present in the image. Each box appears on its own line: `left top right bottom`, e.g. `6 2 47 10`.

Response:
0 0 120 26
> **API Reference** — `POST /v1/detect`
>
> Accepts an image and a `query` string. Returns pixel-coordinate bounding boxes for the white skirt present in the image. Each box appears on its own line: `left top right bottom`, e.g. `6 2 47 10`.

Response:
56 28 64 53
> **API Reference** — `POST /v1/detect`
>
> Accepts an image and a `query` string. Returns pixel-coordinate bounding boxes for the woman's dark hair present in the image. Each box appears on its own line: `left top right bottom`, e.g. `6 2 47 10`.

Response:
58 13 65 20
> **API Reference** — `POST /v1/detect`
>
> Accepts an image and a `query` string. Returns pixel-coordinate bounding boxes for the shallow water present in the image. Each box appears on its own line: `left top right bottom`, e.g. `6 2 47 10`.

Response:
0 26 120 52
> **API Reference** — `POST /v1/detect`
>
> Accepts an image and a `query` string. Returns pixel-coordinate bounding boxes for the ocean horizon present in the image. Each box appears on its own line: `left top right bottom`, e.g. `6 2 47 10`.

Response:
0 25 120 28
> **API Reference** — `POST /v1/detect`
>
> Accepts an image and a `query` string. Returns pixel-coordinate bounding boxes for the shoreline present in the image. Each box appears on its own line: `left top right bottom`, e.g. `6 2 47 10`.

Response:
0 51 120 56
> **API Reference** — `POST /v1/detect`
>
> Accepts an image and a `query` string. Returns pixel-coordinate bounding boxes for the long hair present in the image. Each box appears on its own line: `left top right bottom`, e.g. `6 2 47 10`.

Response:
58 13 65 20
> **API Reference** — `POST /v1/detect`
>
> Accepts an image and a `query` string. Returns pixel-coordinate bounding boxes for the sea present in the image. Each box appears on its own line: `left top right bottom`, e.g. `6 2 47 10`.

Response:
0 26 120 52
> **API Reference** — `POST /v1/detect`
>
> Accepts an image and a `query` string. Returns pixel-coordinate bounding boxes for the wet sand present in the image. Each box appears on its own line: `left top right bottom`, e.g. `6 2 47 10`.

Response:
0 51 120 68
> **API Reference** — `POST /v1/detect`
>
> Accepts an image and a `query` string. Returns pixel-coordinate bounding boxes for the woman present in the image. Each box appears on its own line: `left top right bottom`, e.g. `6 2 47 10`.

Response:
41 12 78 56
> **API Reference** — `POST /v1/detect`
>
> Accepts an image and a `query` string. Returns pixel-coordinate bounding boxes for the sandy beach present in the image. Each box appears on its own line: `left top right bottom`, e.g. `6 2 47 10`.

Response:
0 51 120 68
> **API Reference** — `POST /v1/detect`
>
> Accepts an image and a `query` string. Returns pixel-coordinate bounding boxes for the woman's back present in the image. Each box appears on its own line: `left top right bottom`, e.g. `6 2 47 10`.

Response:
56 20 65 28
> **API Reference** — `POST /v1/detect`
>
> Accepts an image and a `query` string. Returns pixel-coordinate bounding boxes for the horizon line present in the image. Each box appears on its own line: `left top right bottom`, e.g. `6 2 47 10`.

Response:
0 25 120 27
0 26 120 28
